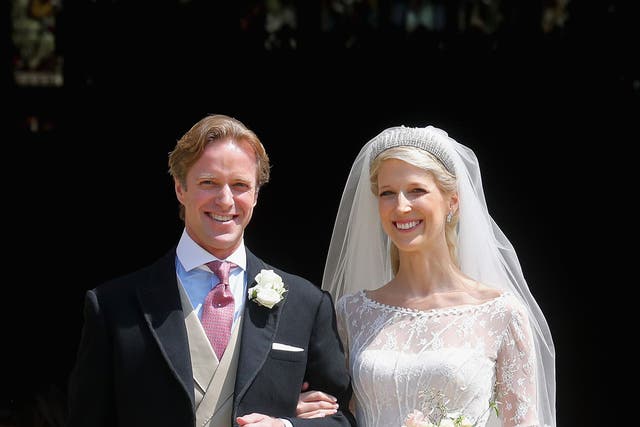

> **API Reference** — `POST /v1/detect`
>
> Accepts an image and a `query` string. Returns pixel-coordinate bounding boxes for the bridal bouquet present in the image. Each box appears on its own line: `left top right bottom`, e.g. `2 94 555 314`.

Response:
401 389 499 427
402 409 473 427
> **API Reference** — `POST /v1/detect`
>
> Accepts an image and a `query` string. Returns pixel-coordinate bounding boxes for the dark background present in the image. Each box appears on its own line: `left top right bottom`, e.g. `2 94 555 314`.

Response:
4 1 637 426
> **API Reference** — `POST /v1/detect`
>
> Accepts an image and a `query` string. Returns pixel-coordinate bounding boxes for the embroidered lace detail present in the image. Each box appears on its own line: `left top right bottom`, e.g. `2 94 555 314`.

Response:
359 289 509 317
336 291 539 427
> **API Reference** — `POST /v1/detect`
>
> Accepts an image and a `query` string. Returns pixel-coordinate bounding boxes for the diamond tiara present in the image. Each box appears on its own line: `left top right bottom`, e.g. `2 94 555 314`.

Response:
368 126 456 174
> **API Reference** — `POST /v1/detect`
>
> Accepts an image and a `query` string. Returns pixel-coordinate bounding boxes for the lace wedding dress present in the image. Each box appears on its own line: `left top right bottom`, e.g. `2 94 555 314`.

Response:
336 291 539 427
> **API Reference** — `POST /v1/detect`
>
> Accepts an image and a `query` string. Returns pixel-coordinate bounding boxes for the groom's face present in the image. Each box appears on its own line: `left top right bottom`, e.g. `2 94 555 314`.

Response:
175 138 259 259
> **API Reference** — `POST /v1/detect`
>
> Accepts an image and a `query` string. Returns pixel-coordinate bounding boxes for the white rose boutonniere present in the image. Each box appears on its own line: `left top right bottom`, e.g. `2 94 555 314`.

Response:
248 269 287 309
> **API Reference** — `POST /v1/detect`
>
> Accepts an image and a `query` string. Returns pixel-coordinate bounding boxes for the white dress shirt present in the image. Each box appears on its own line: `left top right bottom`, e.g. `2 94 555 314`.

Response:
175 228 247 329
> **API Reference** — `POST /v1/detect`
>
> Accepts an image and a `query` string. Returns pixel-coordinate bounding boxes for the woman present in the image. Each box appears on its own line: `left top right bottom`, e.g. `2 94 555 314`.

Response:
299 125 555 427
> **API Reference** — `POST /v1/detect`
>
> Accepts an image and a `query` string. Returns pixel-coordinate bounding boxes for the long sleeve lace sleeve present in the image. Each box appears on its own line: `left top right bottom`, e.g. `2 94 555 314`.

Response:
495 299 539 427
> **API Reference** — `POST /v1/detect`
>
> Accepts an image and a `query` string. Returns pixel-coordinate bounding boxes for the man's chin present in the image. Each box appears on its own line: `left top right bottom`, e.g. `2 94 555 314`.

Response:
206 235 242 257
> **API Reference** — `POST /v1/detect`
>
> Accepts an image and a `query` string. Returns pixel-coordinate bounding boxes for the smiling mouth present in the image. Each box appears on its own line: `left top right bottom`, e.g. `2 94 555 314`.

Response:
395 220 422 230
210 213 235 222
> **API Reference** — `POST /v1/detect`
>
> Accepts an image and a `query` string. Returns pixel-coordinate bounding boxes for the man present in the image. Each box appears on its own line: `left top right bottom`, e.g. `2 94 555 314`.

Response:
67 114 355 427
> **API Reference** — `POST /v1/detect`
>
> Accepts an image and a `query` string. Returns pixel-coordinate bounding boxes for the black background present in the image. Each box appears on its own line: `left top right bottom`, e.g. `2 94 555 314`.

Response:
4 1 637 425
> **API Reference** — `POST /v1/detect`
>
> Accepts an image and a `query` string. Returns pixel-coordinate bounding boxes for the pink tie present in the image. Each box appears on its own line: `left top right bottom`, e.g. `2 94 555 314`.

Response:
202 260 238 360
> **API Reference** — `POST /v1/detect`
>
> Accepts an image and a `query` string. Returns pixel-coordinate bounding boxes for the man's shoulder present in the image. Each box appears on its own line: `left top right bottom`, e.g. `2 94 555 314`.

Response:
246 248 319 292
95 247 176 296
265 265 318 291
252 261 326 305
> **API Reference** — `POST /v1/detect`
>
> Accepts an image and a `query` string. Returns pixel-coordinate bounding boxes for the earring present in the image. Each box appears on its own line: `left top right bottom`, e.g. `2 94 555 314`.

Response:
446 211 453 223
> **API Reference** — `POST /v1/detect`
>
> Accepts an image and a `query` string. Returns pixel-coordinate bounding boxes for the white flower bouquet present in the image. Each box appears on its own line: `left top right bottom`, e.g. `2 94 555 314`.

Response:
402 389 499 427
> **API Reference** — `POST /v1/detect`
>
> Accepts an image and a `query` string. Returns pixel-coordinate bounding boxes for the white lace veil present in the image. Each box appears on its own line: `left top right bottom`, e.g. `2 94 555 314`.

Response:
321 125 556 427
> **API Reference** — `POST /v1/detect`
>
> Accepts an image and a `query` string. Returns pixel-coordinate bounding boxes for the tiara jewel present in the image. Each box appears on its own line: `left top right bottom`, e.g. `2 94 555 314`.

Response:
368 126 456 174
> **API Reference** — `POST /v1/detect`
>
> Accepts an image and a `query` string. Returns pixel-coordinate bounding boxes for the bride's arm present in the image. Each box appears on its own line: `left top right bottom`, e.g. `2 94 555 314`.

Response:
297 382 357 419
296 381 339 418
297 296 355 419
495 302 539 427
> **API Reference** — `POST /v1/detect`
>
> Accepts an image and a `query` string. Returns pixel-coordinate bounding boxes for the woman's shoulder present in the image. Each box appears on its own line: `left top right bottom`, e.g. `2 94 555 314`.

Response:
335 290 367 310
483 290 532 330
472 282 527 312
470 281 502 301
336 289 363 303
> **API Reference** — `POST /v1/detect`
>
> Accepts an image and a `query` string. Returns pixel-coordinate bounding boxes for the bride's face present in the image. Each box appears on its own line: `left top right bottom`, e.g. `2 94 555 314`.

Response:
376 159 450 252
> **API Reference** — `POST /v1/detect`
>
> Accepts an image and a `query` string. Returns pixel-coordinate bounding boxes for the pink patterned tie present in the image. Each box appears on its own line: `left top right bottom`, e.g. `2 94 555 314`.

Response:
202 260 238 360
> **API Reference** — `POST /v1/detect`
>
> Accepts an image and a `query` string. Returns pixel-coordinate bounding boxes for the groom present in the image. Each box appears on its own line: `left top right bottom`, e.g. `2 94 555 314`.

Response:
67 114 355 427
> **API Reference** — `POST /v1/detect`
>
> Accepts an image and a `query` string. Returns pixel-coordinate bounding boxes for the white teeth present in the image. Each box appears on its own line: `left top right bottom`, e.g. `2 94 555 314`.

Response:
396 220 420 230
212 214 233 222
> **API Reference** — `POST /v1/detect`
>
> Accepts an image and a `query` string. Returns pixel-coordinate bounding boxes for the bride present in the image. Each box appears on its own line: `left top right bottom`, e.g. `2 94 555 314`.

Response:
297 125 556 427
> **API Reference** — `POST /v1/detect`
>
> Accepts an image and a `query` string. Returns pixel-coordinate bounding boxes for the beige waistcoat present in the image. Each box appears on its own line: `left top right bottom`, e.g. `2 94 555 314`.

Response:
179 281 242 427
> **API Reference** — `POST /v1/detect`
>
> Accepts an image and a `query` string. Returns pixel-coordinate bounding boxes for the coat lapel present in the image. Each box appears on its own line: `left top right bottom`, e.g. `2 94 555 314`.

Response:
137 248 194 407
234 249 288 399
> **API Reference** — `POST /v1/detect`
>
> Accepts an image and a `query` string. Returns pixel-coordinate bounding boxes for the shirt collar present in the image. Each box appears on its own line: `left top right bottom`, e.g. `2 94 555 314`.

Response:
176 228 247 273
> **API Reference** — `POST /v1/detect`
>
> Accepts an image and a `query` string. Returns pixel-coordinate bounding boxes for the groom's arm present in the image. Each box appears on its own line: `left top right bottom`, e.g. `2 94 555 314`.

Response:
235 272 355 427
293 290 356 427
